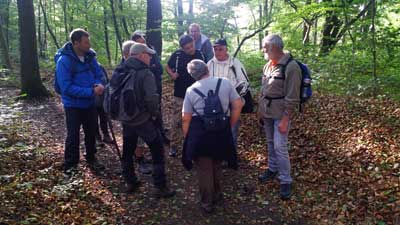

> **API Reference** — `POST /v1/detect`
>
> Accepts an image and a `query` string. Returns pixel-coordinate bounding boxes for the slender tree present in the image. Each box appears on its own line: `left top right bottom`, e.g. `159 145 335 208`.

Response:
147 0 163 56
39 0 60 49
109 0 122 50
17 0 48 98
0 0 11 68
103 4 112 65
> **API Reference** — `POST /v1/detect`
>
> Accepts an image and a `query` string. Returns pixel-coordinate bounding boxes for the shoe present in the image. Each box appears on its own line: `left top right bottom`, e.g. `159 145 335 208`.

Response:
138 161 152 174
258 169 278 183
102 135 113 144
280 183 292 200
200 206 214 215
168 147 177 157
86 158 105 171
63 165 79 176
153 186 176 198
125 181 142 193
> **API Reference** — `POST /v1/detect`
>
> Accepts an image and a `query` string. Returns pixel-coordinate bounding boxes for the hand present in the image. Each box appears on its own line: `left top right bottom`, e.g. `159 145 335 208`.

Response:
170 72 179 80
278 117 289 134
94 84 104 96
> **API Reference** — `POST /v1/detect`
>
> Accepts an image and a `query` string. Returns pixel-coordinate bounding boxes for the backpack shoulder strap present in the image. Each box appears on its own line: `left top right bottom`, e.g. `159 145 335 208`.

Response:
215 78 222 95
192 88 206 99
280 56 294 80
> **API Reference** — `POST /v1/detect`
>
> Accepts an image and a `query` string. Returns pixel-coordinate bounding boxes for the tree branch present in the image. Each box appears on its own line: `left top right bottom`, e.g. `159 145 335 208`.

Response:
233 21 272 58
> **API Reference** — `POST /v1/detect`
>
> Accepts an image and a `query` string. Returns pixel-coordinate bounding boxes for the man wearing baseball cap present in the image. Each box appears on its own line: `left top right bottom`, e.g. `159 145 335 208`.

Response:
110 43 176 198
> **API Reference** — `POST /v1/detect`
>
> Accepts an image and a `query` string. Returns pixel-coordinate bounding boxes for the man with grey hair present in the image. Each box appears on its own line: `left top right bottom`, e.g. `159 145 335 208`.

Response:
257 34 302 200
182 59 243 213
109 43 175 198
189 23 213 62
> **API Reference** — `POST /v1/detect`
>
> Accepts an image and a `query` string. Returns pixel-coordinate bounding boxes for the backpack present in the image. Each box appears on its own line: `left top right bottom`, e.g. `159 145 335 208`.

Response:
230 60 254 113
192 78 230 132
103 69 140 122
264 56 312 112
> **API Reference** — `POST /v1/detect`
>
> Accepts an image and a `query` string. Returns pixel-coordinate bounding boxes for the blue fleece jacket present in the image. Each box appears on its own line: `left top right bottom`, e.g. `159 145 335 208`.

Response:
55 42 103 109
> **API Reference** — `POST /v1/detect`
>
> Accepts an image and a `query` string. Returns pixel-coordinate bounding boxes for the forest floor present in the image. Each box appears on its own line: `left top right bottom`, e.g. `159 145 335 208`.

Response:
0 80 399 225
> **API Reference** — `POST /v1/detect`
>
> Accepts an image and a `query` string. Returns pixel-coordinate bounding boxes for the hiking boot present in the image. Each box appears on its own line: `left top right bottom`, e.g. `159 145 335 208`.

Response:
125 181 142 193
102 135 113 144
63 165 79 177
138 161 152 174
168 147 177 157
258 169 278 183
280 183 292 200
86 158 105 171
153 186 176 199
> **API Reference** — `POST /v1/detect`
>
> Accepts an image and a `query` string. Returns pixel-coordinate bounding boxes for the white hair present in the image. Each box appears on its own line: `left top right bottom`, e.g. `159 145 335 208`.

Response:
122 40 136 58
187 59 209 80
262 34 284 50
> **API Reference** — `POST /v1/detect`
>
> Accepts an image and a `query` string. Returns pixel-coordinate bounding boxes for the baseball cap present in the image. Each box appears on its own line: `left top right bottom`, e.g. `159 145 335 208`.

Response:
130 43 156 55
213 38 227 47
131 30 146 41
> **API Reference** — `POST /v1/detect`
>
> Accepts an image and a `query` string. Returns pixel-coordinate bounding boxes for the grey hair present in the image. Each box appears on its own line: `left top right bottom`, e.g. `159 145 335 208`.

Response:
262 34 284 50
187 59 209 80
189 23 201 31
122 40 136 58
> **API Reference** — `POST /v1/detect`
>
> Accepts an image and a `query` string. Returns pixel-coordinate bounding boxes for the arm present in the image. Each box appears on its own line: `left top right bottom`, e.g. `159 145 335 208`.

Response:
230 98 243 127
182 112 192 138
56 58 94 98
166 53 179 80
203 39 214 62
279 61 302 133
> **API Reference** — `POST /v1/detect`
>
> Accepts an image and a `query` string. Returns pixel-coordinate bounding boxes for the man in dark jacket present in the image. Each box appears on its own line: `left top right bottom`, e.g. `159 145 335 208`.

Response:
110 43 175 198
55 28 105 175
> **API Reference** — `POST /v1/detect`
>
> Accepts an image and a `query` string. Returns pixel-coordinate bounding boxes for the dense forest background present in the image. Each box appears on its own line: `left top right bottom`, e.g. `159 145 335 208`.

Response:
0 0 399 99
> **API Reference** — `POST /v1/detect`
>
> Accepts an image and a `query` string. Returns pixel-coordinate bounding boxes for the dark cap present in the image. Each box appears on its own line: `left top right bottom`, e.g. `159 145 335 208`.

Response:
213 38 227 47
179 35 194 47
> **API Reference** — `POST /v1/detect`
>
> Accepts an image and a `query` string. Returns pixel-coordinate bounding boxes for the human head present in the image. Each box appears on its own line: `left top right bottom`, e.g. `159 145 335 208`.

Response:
129 43 155 66
187 59 209 80
262 34 284 61
179 35 195 55
70 28 90 55
189 23 201 41
131 30 146 44
213 38 229 61
122 40 136 60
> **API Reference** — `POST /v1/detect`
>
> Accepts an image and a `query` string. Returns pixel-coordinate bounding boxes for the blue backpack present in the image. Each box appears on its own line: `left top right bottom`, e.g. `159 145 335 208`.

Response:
192 78 230 132
281 57 312 112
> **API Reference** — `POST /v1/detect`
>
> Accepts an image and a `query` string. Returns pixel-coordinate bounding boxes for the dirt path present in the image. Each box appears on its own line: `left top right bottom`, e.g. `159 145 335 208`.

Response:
1 81 399 224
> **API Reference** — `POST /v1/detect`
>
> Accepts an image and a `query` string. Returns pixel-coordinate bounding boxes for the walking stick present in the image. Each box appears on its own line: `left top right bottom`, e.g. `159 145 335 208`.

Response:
106 117 122 161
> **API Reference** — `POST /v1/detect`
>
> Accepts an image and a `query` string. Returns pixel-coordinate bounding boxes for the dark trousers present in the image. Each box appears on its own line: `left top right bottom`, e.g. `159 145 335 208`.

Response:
196 157 222 209
64 107 97 170
122 120 166 188
95 106 110 138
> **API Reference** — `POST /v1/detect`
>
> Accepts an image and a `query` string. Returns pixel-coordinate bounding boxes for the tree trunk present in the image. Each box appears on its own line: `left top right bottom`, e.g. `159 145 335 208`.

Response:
62 0 68 41
37 1 45 58
109 0 122 50
371 0 377 95
0 22 11 69
0 0 11 68
103 5 111 66
39 0 60 49
146 0 162 56
17 0 48 98
234 21 272 58
118 0 130 38
176 0 184 37
187 0 193 26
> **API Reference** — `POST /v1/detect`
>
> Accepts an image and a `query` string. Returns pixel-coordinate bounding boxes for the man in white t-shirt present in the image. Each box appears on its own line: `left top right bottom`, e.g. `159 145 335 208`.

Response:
206 38 250 151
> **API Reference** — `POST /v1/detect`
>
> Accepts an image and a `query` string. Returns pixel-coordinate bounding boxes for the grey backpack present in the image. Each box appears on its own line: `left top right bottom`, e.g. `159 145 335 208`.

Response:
103 70 140 122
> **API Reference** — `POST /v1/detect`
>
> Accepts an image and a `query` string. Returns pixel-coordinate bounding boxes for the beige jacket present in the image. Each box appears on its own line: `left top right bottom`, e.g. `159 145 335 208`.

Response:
258 52 302 119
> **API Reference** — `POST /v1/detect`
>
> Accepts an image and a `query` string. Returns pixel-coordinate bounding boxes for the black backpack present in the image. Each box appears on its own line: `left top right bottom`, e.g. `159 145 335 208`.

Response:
103 69 140 122
192 78 230 132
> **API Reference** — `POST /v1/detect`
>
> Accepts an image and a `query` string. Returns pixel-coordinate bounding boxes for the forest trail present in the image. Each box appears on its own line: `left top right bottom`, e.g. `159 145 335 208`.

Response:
0 81 399 225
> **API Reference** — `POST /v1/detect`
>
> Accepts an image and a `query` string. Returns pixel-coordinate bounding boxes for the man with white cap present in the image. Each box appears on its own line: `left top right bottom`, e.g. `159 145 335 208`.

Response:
110 43 175 198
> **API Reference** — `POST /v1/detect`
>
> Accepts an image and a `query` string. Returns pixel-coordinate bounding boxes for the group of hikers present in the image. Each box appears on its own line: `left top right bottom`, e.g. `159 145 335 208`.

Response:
55 23 305 214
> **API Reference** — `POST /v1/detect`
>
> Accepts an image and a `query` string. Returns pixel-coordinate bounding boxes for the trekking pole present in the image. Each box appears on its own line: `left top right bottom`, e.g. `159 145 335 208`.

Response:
106 117 122 161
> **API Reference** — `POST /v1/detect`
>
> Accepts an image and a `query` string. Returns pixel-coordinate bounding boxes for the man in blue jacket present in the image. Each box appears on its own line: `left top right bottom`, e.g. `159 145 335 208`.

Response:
55 28 105 175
